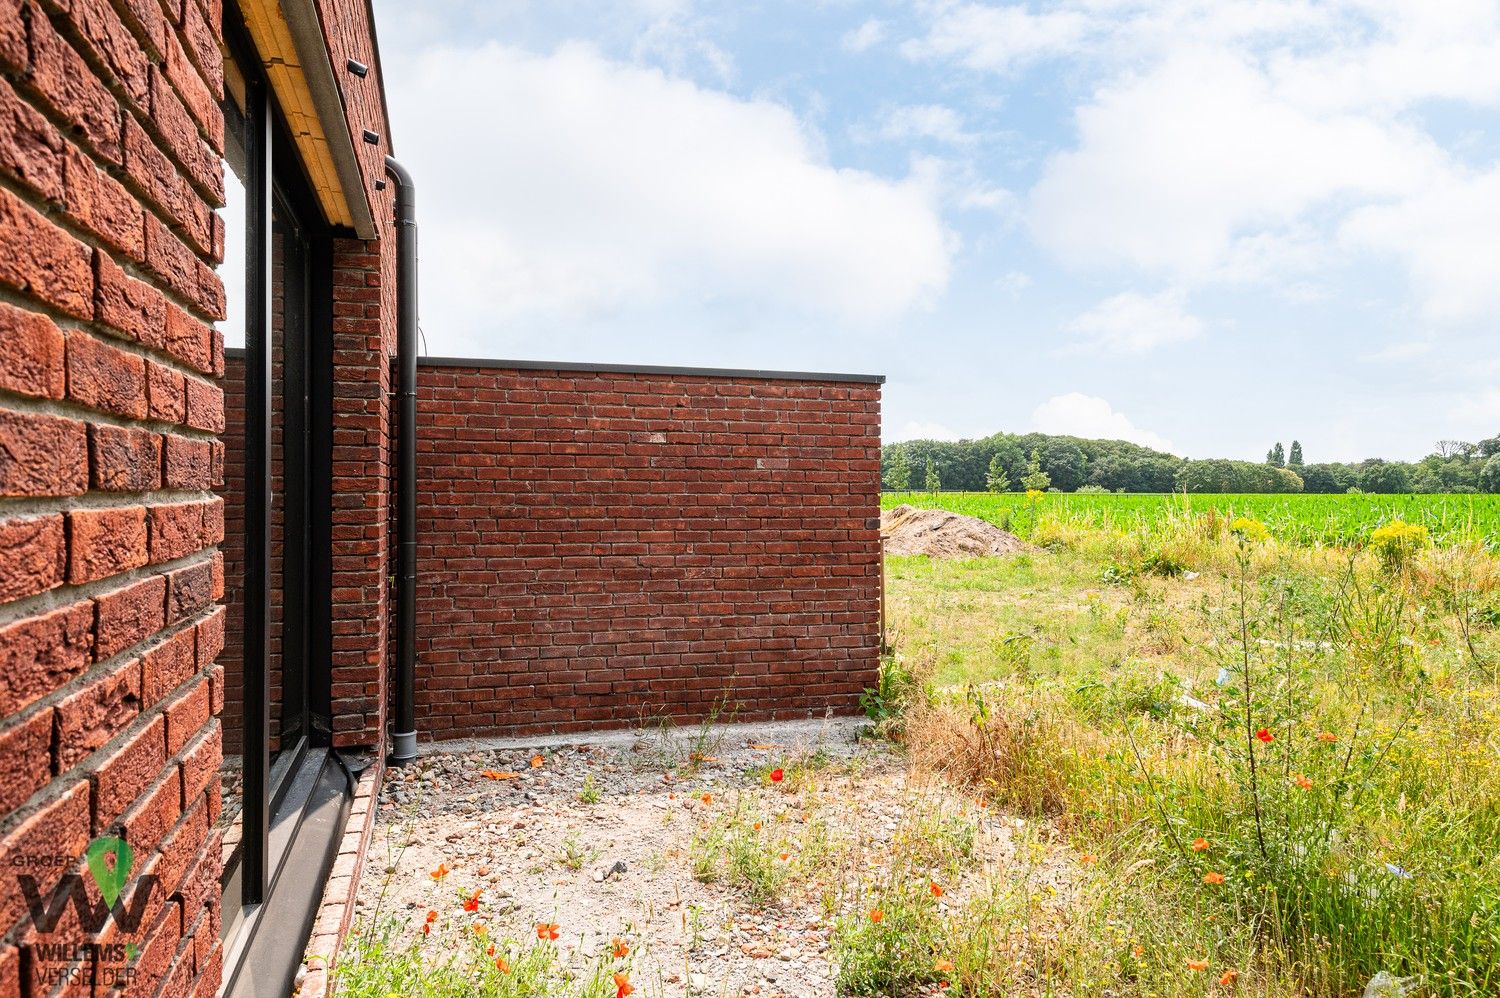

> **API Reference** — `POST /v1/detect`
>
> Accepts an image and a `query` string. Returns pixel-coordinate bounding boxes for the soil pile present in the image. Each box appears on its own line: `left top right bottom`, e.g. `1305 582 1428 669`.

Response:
881 504 1029 558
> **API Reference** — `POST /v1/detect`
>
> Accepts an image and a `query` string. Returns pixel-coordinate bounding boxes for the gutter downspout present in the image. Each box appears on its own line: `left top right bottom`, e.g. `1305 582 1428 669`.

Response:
385 156 418 765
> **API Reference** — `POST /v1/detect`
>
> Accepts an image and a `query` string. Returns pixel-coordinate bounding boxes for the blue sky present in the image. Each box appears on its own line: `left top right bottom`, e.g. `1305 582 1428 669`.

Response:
369 1 1500 462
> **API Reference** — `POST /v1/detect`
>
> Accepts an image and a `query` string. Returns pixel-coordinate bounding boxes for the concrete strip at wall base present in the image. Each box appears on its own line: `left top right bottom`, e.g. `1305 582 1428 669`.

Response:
295 759 384 997
414 714 871 758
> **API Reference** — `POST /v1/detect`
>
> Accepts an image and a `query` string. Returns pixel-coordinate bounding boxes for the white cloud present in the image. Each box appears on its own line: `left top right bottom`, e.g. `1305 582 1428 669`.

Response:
1030 393 1177 453
902 4 1091 73
1341 166 1500 323
1063 288 1204 354
909 1 1500 325
386 42 952 345
995 270 1031 297
892 420 962 443
1028 46 1444 281
1361 339 1433 364
842 18 887 53
874 104 974 146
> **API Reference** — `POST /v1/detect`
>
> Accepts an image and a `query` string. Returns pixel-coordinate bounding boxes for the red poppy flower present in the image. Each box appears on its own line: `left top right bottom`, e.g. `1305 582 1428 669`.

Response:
1255 728 1273 743
930 882 943 898
769 768 785 783
537 922 560 941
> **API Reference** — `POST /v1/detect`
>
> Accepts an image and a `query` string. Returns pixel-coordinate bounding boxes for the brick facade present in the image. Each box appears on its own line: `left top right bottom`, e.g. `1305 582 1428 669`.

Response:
412 363 884 739
0 1 227 993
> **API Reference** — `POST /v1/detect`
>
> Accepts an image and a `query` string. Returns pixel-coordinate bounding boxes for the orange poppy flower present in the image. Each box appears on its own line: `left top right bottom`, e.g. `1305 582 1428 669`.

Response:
612 938 630 959
425 910 438 924
701 792 713 805
495 956 511 973
1203 871 1226 885
1255 728 1274 743
1188 959 1209 971
1317 731 1338 743
934 959 954 972
753 822 762 831
430 863 449 881
930 882 944 898
869 909 884 923
1191 837 1210 852
1294 774 1313 790
537 922 560 941
1220 969 1239 986
531 754 545 769
473 923 487 936
614 972 634 998
769 768 785 783
1080 853 1096 865
1131 944 1144 959
481 770 520 780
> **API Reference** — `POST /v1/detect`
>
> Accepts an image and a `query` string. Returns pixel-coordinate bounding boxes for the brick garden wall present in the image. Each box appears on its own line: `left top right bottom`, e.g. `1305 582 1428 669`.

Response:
413 362 884 740
0 0 227 993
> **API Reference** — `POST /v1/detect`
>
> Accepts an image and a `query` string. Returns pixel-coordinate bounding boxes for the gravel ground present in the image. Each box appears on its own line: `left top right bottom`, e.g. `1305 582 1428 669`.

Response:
351 717 1077 997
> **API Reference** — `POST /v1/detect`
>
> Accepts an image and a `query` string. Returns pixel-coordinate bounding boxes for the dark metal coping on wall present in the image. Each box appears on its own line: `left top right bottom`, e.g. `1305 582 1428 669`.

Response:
417 356 886 385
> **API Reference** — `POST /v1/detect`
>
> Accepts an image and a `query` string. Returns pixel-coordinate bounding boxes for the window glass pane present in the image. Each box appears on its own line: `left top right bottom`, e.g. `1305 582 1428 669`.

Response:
220 63 249 349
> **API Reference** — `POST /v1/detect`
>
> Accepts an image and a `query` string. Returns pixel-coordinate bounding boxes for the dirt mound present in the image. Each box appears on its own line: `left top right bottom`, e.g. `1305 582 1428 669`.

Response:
881 504 1030 558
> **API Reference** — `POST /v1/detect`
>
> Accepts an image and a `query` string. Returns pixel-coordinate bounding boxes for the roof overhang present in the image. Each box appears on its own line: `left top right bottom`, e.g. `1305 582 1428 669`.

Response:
235 0 377 237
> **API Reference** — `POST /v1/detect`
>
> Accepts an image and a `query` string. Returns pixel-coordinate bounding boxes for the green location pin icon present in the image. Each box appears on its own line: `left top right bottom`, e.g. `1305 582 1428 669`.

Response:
85 836 133 908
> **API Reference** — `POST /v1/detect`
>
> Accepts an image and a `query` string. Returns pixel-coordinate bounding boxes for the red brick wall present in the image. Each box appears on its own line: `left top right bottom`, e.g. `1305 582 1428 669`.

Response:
413 363 883 739
0 1 226 993
326 237 393 749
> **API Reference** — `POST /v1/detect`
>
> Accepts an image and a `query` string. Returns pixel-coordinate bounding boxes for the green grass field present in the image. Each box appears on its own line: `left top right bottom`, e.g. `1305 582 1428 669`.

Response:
873 491 1500 995
882 490 1500 547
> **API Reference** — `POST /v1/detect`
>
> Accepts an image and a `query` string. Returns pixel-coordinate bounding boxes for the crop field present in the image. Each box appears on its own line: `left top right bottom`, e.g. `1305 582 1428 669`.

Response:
882 490 1500 547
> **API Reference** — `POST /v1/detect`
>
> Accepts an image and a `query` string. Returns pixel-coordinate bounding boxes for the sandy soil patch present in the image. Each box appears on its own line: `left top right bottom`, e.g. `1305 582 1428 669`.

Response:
348 718 1075 996
881 505 1029 558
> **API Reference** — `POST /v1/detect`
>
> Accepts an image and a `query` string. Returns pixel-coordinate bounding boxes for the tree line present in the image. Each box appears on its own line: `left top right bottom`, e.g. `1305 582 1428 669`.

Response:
883 432 1500 494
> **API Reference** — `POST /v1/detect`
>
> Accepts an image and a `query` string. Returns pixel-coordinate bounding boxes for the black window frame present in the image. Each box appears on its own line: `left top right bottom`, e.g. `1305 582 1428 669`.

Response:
218 6 339 990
